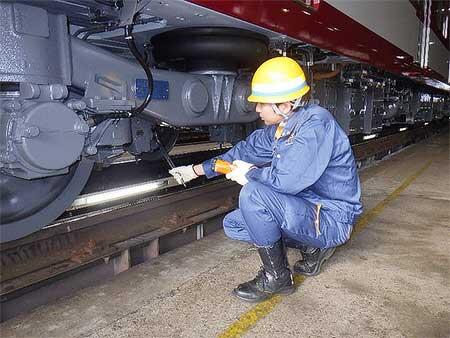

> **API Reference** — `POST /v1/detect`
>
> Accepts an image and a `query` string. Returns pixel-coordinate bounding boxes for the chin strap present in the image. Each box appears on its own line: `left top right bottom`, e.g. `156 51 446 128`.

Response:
271 97 303 120
271 104 290 119
292 97 303 110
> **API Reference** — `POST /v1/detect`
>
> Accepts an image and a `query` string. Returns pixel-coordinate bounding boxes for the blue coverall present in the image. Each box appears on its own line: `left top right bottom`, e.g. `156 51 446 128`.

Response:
202 104 363 248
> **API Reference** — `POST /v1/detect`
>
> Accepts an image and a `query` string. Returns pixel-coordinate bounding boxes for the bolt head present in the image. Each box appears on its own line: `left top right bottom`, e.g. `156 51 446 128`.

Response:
86 145 97 155
74 120 90 135
25 126 40 137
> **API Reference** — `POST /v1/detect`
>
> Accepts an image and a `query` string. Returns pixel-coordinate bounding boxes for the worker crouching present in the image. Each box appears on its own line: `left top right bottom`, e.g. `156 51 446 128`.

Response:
169 57 363 302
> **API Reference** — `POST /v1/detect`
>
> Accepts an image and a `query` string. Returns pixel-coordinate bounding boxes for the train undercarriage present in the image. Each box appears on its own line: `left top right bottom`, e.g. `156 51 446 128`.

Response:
0 0 449 242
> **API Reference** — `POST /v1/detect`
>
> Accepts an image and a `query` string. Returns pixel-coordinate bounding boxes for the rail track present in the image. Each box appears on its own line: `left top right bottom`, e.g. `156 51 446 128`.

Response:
0 120 446 322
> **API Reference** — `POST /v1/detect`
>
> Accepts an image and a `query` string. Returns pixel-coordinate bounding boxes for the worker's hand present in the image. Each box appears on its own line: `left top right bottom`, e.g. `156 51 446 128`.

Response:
226 160 255 185
169 165 198 185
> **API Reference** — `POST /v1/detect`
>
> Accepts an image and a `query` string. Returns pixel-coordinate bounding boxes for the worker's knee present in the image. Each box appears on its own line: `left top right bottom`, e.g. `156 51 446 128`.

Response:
239 181 271 206
222 209 252 242
223 209 245 230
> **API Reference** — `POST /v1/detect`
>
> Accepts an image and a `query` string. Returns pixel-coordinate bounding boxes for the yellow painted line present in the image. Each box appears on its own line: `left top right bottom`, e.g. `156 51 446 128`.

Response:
217 160 432 338
218 275 305 338
352 159 433 235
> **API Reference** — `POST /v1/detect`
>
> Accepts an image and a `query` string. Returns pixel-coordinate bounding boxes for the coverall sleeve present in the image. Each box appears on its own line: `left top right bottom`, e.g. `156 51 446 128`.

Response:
246 120 335 195
202 126 274 178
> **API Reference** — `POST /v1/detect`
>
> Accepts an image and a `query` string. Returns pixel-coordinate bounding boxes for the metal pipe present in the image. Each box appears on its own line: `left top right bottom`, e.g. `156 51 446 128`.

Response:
313 65 342 80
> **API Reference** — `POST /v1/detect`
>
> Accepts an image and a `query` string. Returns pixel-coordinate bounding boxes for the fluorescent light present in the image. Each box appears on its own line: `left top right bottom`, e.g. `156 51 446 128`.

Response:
424 122 429 126
363 134 377 140
399 127 408 132
424 78 450 91
70 178 175 210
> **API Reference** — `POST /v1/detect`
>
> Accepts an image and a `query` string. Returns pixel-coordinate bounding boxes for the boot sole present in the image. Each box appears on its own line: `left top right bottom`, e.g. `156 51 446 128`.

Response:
232 285 296 303
294 247 336 277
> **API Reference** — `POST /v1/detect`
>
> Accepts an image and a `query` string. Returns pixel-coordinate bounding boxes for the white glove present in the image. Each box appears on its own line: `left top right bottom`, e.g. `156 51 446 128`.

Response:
169 165 198 185
226 160 255 186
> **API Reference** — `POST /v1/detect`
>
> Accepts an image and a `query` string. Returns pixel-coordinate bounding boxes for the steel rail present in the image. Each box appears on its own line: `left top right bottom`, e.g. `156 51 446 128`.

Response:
1 180 239 298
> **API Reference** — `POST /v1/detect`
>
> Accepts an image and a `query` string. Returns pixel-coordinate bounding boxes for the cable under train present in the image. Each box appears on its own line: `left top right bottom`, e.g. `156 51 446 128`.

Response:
0 0 449 242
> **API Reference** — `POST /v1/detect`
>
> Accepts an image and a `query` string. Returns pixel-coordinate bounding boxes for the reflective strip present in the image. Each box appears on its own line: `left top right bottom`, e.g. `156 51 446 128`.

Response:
252 80 307 98
252 77 306 96
314 203 322 237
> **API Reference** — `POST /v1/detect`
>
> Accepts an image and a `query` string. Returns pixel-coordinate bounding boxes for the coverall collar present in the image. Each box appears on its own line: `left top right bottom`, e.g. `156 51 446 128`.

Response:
277 103 312 136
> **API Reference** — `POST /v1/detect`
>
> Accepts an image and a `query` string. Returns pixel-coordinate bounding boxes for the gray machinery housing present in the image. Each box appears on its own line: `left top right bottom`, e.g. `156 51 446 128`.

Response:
0 1 267 242
0 1 448 242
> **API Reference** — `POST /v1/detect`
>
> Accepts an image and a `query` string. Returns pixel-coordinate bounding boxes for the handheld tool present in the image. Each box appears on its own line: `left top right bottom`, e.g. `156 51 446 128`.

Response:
154 131 187 187
213 159 236 175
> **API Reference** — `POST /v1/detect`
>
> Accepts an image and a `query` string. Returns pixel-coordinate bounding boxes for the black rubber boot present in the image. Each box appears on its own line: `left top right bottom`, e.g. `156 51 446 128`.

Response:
293 247 336 276
233 240 295 303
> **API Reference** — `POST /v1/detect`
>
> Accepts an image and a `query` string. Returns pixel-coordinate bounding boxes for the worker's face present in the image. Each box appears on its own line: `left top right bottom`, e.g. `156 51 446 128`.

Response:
256 102 292 125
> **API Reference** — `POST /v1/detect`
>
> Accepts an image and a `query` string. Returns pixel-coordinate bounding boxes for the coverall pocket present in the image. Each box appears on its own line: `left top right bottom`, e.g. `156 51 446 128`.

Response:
281 201 327 247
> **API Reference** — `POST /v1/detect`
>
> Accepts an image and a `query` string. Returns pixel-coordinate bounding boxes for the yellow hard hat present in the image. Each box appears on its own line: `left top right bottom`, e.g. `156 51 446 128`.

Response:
248 56 310 103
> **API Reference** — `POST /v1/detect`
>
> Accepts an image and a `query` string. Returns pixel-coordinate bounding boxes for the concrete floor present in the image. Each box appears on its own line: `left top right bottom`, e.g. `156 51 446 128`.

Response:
1 131 449 338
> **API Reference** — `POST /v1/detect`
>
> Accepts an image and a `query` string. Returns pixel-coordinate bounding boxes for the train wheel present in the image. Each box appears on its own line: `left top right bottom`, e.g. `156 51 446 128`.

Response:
0 159 94 243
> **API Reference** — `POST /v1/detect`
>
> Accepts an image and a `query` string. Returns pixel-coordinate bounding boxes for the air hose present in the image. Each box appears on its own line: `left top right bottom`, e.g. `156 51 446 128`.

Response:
85 21 154 126
124 15 154 116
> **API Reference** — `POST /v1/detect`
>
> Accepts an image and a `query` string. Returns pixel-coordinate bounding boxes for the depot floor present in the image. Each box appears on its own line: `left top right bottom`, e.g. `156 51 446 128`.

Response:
1 130 449 338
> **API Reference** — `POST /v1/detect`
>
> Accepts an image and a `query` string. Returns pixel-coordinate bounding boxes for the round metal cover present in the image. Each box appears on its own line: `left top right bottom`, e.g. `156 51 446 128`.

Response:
16 102 86 171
